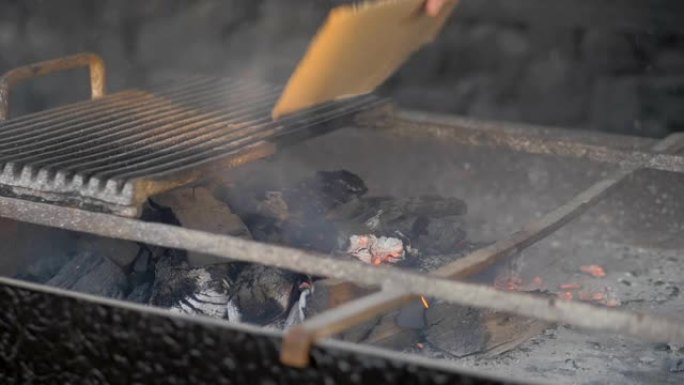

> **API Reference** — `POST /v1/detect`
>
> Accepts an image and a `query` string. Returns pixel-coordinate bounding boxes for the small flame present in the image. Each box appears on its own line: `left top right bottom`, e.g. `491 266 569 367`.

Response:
420 296 430 308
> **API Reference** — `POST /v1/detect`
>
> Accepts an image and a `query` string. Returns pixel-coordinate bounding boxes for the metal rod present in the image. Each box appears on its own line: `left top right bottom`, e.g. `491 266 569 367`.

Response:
0 195 682 364
0 53 106 121
279 132 684 366
393 111 684 175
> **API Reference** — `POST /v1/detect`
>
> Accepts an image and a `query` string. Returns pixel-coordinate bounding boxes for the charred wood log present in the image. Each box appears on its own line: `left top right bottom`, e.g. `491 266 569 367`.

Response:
46 252 128 299
148 254 240 319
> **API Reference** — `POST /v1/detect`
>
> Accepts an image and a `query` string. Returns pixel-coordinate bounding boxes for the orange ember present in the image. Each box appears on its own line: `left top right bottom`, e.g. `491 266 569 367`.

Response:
606 298 621 307
420 296 430 309
591 292 605 301
531 276 544 286
580 264 606 278
558 291 574 301
559 283 581 290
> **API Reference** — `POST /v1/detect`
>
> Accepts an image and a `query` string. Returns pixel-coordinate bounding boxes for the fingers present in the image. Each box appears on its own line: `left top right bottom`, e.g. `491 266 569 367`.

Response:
425 0 448 17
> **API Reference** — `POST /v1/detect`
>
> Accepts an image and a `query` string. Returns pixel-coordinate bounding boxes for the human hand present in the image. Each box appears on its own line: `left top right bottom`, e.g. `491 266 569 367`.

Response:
425 0 448 17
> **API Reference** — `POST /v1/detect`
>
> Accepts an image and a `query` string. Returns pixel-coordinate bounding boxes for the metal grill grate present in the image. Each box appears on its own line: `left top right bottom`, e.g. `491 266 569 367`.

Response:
0 75 385 216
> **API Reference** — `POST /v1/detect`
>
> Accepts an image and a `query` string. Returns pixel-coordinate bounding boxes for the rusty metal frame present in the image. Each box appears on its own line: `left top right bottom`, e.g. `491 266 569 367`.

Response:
0 52 106 121
2 83 684 369
1 127 684 371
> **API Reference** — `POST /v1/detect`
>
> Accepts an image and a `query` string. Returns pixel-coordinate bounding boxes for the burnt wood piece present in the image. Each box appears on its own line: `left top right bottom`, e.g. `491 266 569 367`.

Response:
74 233 141 268
46 252 128 299
148 254 239 319
228 265 302 326
223 170 370 253
0 278 519 385
13 253 72 284
424 302 488 358
152 186 252 266
226 170 468 258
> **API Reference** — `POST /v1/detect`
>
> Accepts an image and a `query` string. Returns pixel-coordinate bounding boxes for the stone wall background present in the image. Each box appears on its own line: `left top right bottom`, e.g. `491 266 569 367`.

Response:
0 0 683 137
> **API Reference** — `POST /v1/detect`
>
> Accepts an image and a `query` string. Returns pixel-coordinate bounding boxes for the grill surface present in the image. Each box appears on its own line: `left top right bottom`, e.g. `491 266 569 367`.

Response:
0 75 384 216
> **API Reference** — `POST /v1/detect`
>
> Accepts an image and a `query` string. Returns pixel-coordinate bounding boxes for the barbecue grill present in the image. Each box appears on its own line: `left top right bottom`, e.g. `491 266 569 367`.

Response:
0 53 385 216
1 53 684 385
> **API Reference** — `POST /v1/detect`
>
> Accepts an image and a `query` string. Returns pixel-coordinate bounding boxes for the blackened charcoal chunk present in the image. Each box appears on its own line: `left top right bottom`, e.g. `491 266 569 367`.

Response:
75 234 140 268
411 217 467 255
127 282 152 304
286 170 368 215
425 302 487 358
46 252 128 299
281 219 341 253
14 253 72 284
149 256 238 319
228 265 299 325
306 170 368 207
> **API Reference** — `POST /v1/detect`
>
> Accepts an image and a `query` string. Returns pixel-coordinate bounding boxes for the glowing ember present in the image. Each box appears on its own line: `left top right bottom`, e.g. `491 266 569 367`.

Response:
420 296 430 309
606 298 621 307
559 283 581 290
577 291 592 301
531 276 544 287
558 291 574 301
347 234 405 265
494 273 523 291
580 264 606 278
591 292 605 301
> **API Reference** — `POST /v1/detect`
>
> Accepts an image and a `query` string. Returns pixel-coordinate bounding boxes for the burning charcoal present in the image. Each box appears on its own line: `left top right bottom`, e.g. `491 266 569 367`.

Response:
347 234 405 265
227 265 300 326
75 234 140 268
580 264 606 278
424 302 487 358
46 252 128 299
149 255 239 319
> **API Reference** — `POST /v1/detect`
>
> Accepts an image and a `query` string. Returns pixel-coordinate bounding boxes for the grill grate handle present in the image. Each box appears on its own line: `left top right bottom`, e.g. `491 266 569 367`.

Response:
0 52 107 121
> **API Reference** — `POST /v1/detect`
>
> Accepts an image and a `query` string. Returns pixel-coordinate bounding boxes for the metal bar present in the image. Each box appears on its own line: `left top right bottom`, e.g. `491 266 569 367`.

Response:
0 78 254 152
0 195 683 360
114 96 381 181
279 132 684 366
0 52 106 121
393 111 684 174
16 84 279 169
91 93 361 179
